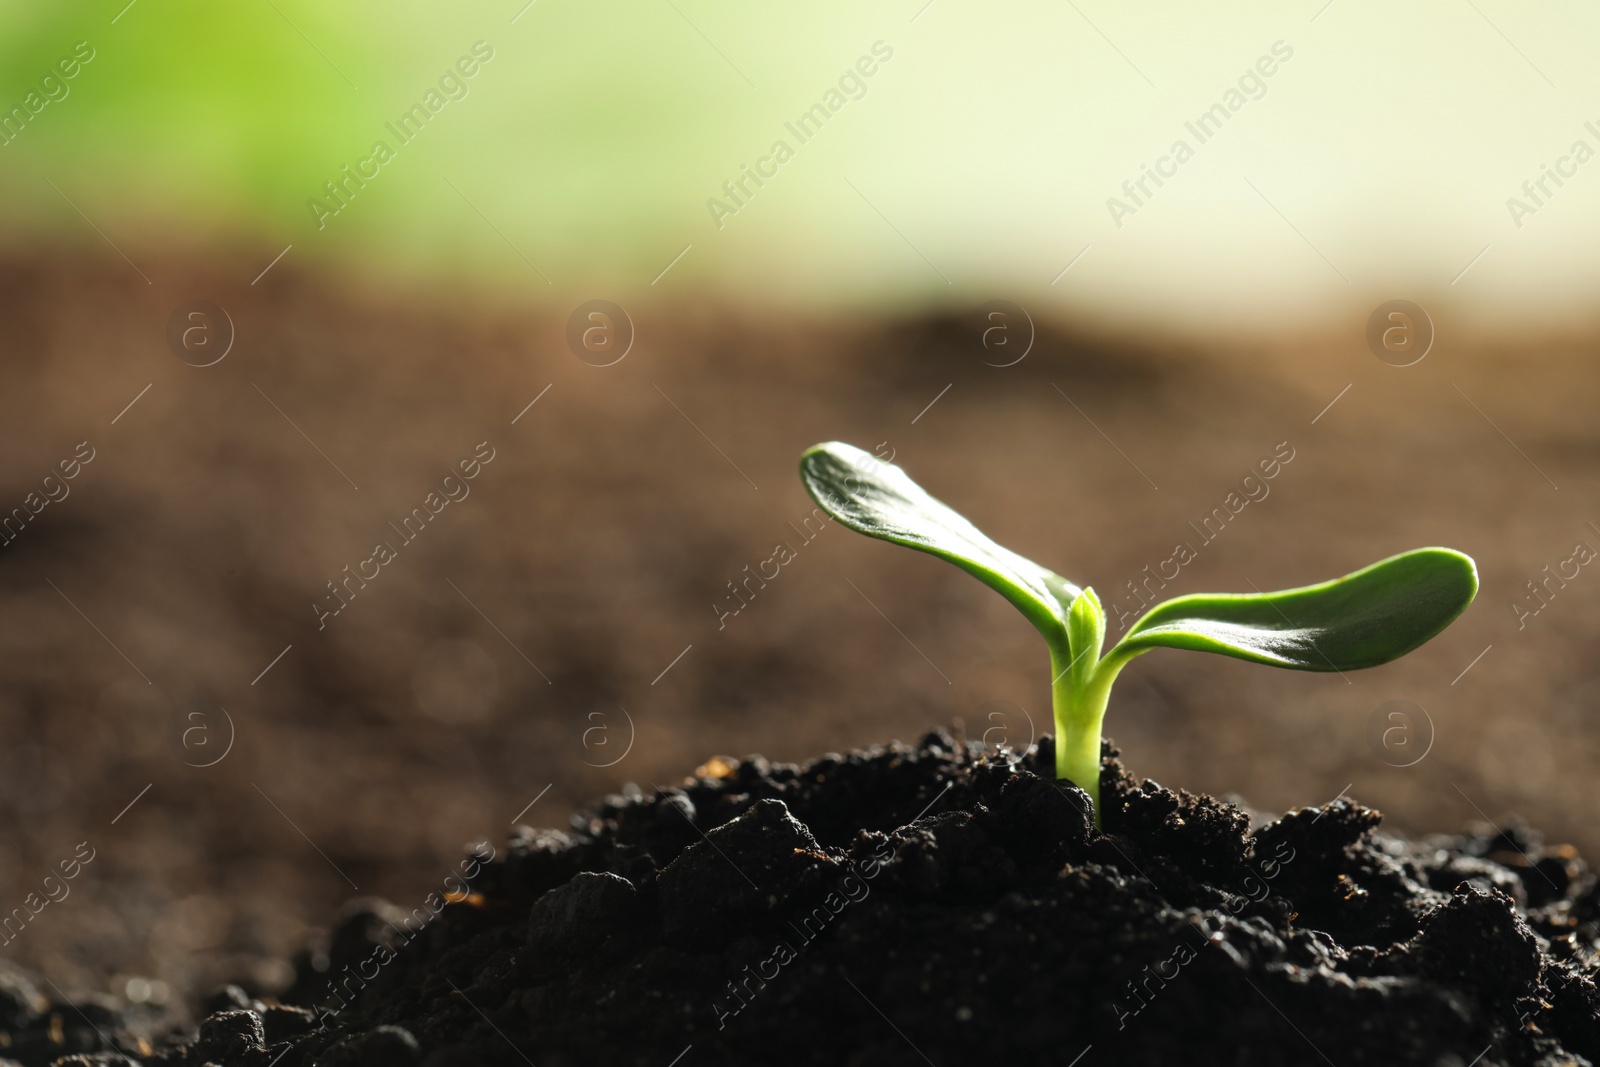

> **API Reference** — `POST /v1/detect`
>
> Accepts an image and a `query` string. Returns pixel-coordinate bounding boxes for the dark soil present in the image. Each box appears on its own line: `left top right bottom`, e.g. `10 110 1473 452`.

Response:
10 732 1600 1066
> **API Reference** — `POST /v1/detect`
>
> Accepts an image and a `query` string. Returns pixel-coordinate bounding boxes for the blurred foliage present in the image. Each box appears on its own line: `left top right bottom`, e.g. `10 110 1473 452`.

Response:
5 2 1596 325
0 1 912 295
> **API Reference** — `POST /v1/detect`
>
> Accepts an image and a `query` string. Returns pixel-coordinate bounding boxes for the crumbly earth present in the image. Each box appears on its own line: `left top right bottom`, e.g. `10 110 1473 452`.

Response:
7 733 1600 1067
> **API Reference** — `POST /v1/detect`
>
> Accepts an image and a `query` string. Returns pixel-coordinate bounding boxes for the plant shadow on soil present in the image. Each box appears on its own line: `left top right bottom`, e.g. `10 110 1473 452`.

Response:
10 730 1600 1067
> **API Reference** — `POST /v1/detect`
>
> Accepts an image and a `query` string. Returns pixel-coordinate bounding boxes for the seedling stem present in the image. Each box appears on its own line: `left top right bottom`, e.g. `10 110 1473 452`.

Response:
798 442 1478 828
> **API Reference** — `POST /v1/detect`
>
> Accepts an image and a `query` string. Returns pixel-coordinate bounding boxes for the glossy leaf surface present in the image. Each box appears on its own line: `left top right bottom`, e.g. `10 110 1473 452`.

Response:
800 442 1080 639
1110 549 1479 671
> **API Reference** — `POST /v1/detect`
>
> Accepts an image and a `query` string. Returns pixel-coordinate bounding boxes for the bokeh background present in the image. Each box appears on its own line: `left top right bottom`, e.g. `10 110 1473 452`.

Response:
1 0 1597 1013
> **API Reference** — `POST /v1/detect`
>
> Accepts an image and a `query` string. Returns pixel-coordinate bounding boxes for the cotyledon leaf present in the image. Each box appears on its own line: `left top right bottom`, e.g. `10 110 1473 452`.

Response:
800 442 1080 641
1108 548 1479 671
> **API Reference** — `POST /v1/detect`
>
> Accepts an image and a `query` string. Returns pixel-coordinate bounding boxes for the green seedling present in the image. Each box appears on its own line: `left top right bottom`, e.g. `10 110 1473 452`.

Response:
800 442 1478 821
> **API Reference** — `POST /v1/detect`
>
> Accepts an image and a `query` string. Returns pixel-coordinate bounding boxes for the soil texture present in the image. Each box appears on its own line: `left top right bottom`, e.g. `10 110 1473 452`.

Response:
9 732 1600 1067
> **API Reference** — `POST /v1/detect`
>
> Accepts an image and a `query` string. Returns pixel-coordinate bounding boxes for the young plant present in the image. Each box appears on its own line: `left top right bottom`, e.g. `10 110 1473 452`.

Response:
800 442 1478 820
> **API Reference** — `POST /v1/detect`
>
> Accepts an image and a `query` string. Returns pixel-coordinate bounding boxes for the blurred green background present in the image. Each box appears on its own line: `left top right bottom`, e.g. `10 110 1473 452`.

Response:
4 1 1600 324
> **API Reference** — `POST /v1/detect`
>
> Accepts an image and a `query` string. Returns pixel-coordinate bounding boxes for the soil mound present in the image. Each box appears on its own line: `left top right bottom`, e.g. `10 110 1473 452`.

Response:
16 733 1600 1066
